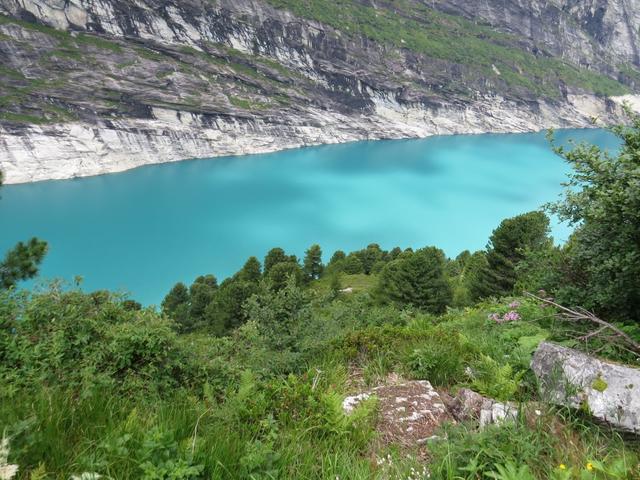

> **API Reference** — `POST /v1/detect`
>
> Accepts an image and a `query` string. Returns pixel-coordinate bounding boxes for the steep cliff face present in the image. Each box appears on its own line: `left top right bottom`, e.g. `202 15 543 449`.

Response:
0 0 639 183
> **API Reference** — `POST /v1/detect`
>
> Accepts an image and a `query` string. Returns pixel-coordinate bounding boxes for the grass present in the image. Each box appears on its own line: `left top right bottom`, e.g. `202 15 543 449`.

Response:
228 95 269 110
312 273 379 294
0 282 638 479
264 0 631 97
0 111 46 124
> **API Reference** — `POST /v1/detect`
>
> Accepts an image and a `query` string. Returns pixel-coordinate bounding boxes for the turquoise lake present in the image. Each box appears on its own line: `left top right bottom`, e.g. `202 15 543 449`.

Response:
0 129 620 305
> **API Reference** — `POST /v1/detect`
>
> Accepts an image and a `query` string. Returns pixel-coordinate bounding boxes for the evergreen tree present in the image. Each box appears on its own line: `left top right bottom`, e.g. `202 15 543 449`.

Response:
0 171 48 290
343 254 364 274
377 247 452 313
470 211 551 300
267 261 304 291
264 247 293 275
188 275 218 329
238 256 262 283
356 243 384 274
388 247 403 260
161 282 190 330
205 278 257 335
303 244 323 281
0 238 49 290
328 250 346 265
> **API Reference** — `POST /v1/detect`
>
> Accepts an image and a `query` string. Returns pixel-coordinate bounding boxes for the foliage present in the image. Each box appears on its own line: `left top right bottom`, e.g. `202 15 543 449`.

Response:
0 238 48 290
469 354 525 401
0 170 48 291
470 211 551 300
302 244 323 282
377 247 452 313
407 327 472 386
0 288 221 397
546 115 640 322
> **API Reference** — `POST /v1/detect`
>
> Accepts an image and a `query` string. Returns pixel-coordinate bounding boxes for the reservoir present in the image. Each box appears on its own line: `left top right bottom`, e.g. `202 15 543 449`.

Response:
0 128 620 305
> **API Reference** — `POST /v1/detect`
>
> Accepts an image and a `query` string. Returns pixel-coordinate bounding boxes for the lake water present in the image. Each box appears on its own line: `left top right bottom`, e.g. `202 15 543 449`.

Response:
0 129 620 305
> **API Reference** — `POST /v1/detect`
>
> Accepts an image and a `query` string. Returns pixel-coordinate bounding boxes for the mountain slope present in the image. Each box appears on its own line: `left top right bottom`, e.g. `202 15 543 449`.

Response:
0 0 639 183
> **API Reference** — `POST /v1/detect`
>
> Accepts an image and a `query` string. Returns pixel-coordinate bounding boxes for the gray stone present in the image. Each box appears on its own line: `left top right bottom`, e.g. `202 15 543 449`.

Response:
532 342 640 433
447 388 518 427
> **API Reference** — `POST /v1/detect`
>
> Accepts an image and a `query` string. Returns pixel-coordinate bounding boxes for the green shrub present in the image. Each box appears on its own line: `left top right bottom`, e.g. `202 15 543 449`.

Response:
406 328 472 386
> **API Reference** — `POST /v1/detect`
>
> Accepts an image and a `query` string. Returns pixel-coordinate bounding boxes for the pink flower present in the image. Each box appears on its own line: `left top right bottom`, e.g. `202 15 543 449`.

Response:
502 310 521 322
508 301 520 309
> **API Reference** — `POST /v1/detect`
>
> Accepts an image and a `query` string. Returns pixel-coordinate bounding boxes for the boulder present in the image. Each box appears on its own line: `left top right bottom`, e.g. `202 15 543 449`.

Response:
531 342 640 433
343 380 454 446
447 388 518 427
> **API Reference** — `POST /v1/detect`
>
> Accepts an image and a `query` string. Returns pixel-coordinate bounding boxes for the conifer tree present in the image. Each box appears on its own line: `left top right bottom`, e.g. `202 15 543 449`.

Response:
303 244 323 281
0 171 48 289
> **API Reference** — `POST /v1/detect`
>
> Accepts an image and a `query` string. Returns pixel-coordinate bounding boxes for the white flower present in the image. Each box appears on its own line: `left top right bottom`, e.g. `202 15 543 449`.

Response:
0 434 18 480
0 464 18 480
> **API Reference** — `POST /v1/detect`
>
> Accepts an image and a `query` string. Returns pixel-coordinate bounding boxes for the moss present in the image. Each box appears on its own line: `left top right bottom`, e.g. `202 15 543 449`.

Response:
591 376 608 393
0 64 25 80
228 95 268 109
0 111 47 124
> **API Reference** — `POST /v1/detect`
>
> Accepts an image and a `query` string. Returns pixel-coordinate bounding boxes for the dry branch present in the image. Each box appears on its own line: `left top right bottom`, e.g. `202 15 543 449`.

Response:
524 292 640 355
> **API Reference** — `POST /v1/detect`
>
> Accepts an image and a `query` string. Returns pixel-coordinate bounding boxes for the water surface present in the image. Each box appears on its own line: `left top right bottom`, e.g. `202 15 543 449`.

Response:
0 129 620 304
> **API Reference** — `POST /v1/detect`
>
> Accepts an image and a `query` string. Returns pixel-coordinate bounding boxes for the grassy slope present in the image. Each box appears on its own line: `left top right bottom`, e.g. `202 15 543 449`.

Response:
265 0 631 97
1 284 638 479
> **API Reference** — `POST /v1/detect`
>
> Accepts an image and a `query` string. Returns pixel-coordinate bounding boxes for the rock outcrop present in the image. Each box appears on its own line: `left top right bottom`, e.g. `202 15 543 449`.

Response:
343 381 523 447
1 0 639 183
532 342 640 433
445 388 519 428
343 380 454 446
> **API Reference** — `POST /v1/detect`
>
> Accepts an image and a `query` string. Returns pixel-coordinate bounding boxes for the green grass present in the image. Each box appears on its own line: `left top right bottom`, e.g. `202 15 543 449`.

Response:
228 95 269 110
264 0 629 97
0 64 25 80
0 111 46 123
0 284 638 479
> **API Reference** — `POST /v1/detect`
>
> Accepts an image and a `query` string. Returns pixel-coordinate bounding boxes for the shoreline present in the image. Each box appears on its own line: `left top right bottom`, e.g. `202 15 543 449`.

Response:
1 93 638 185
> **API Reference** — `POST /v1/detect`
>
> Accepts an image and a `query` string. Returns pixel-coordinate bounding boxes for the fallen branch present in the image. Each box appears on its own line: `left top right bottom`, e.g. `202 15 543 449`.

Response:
524 292 640 355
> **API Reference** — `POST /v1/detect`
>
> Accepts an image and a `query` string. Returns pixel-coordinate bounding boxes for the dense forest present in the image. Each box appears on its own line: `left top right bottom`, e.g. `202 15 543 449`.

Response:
0 115 639 479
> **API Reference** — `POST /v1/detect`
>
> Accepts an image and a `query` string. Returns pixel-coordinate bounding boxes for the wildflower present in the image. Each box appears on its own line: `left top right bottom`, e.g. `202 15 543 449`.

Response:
586 462 593 471
558 464 567 470
502 310 521 322
508 301 520 309
488 313 501 322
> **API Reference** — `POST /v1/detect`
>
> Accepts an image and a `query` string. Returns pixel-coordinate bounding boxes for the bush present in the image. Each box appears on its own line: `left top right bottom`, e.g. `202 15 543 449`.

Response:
406 327 472 386
0 288 215 397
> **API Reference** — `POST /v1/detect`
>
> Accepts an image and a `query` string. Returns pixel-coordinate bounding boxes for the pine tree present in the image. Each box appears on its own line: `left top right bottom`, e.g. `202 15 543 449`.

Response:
0 172 48 290
161 282 191 330
264 247 290 275
238 257 262 283
377 247 452 313
303 244 323 281
188 275 218 328
470 211 550 300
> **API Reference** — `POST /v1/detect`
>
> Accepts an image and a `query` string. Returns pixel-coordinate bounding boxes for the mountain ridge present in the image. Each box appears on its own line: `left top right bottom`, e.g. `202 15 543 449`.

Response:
1 0 639 183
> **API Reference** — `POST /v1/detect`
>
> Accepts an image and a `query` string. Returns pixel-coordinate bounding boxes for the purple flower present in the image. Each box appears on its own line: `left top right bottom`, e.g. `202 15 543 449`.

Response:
502 310 521 322
508 301 520 309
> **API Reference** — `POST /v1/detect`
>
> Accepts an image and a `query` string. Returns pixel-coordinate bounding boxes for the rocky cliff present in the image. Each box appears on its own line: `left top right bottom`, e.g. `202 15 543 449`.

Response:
1 0 639 183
